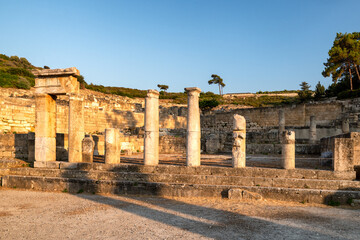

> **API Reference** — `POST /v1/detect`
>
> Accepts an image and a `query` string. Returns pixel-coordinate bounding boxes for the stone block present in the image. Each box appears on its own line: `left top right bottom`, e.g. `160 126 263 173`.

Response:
228 188 263 200
34 161 60 169
82 137 94 163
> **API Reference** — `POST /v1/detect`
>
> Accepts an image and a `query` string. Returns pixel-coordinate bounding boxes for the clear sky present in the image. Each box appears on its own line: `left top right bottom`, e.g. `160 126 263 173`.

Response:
1 0 360 93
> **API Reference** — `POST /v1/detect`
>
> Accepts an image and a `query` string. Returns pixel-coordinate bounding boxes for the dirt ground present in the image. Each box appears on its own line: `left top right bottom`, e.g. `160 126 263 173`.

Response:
1 189 359 240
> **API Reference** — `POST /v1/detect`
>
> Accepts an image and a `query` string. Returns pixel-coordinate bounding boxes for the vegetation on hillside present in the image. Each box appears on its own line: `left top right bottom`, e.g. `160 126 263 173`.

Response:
0 54 38 89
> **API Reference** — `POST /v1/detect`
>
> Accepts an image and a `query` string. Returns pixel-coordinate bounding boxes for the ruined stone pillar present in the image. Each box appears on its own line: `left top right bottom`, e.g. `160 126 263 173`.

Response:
68 94 84 162
232 114 246 168
278 109 285 140
105 128 121 164
281 130 295 169
35 94 57 162
185 87 201 167
309 116 317 144
144 90 159 165
82 136 95 163
342 119 350 134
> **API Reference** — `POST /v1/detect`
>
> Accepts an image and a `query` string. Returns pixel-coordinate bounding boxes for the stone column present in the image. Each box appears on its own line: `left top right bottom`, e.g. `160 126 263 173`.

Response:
278 109 285 140
342 119 350 134
144 89 159 165
105 128 121 164
82 136 95 163
68 94 84 162
232 114 246 168
281 130 295 169
185 87 201 167
309 116 317 144
35 94 57 162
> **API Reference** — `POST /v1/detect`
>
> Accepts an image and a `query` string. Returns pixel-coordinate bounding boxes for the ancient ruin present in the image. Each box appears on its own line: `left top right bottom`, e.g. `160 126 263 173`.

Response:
1 67 360 206
31 68 84 166
144 89 159 165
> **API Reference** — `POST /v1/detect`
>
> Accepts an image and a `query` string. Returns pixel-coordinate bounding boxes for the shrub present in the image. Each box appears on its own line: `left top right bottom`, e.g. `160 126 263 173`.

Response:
6 67 35 78
14 77 31 89
337 89 360 99
199 99 220 111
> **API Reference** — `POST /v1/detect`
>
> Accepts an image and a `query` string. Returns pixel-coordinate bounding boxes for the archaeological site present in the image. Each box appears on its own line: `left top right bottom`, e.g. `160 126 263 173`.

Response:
1 67 360 206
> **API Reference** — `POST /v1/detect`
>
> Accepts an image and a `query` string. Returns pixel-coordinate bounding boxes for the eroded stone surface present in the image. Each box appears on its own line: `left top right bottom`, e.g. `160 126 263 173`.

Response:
144 89 159 165
281 130 295 169
185 87 201 167
105 128 121 164
232 114 246 168
82 136 95 163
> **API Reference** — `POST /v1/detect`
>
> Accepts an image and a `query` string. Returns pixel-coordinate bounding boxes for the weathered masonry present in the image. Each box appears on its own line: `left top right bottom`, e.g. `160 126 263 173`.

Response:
32 68 84 166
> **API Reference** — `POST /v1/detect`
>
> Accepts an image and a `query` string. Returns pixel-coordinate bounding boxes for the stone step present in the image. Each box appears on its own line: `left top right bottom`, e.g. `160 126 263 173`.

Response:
0 159 28 168
2 175 359 205
33 161 356 180
7 168 360 191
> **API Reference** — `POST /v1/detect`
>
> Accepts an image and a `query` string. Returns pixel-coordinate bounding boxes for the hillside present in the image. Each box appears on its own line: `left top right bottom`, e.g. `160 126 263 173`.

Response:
0 54 40 89
0 53 299 107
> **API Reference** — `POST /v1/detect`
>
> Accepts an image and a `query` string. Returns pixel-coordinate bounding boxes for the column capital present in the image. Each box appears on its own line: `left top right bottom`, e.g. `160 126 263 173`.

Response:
281 130 295 144
185 87 201 95
146 89 160 98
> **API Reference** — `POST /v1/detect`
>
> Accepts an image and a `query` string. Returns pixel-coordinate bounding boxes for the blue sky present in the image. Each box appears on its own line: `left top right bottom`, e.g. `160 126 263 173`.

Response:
1 0 360 93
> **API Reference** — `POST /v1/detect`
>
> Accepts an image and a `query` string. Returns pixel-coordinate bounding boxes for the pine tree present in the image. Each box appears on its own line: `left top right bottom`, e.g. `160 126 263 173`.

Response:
208 74 225 95
322 32 360 91
314 81 325 99
298 82 312 101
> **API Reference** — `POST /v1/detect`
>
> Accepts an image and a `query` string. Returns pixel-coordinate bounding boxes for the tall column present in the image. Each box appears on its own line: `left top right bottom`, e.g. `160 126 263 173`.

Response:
278 109 285 140
185 87 201 167
232 114 246 168
281 130 295 169
35 94 57 162
144 90 159 165
105 128 121 164
309 116 317 144
68 93 84 162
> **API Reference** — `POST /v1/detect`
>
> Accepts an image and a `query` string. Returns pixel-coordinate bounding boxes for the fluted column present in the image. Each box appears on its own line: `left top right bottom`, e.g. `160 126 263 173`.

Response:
185 87 201 167
144 89 159 165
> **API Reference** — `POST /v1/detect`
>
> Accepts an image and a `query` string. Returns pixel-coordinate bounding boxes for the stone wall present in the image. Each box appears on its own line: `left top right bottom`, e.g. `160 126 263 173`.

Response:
0 133 28 159
2 87 360 156
0 88 187 135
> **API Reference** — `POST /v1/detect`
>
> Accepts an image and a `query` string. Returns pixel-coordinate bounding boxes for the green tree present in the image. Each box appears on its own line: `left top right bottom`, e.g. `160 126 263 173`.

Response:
298 82 312 101
76 75 87 89
314 81 325 99
157 84 169 92
208 74 225 95
322 32 360 91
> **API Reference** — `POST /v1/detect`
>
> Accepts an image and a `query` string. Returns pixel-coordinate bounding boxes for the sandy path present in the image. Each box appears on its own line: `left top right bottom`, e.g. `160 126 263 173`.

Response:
0 189 359 240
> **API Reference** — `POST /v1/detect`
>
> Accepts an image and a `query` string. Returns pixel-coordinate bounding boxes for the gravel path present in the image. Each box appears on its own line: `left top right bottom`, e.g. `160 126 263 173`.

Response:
1 189 359 240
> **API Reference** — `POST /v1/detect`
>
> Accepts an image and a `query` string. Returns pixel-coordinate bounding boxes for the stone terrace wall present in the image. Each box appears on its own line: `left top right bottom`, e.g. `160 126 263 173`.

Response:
0 88 187 135
2 87 360 156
